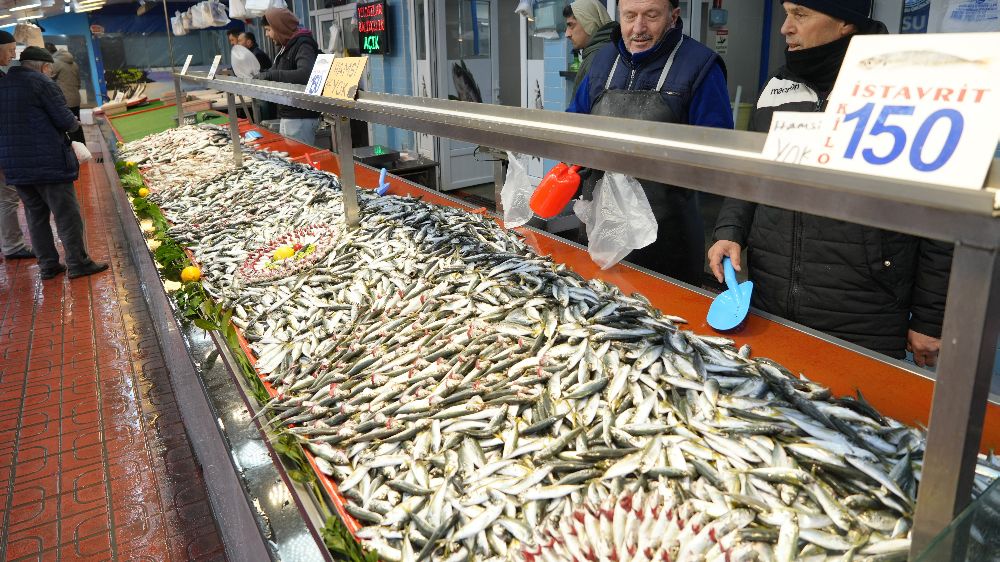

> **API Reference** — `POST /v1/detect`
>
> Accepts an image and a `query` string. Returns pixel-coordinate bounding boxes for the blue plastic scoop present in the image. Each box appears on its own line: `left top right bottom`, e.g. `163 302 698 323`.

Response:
707 256 753 331
376 168 390 196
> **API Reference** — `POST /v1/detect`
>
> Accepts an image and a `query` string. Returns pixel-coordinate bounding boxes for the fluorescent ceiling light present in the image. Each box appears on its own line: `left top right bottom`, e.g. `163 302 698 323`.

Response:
14 2 42 9
0 13 11 19
76 4 102 11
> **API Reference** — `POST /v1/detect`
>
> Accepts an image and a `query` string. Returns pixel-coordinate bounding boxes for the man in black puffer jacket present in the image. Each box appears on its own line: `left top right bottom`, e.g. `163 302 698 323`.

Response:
708 0 951 367
0 47 107 280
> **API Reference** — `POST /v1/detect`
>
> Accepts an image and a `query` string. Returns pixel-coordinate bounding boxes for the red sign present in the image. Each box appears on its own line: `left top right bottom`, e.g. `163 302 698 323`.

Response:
90 24 105 34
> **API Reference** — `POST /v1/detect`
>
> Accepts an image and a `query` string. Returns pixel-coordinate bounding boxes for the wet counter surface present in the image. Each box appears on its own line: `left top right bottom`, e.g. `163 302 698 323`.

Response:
0 146 227 560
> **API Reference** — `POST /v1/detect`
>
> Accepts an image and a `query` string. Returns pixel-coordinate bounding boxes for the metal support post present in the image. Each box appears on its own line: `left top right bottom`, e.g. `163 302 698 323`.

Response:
911 245 1000 557
333 115 359 227
226 93 243 168
173 76 184 128
251 99 261 124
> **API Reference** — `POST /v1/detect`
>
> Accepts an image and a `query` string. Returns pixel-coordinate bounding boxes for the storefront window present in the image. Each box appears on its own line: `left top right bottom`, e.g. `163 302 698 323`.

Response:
446 0 491 59
526 20 544 60
342 14 360 54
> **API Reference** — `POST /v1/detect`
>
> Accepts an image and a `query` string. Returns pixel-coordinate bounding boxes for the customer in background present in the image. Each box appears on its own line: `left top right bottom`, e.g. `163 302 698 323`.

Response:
566 0 733 285
0 47 106 280
563 0 615 95
708 0 950 367
227 29 240 47
239 31 272 71
259 8 321 146
0 31 34 262
45 43 84 143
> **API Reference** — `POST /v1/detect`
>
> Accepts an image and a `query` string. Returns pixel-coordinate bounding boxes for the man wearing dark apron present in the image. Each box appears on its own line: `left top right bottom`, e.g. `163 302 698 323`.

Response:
566 0 733 285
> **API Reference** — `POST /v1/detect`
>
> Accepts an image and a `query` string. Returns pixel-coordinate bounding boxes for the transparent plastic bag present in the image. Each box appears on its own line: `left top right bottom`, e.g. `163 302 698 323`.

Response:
229 0 247 19
209 1 230 26
573 172 657 269
71 141 92 164
501 151 533 229
171 12 188 36
189 2 212 29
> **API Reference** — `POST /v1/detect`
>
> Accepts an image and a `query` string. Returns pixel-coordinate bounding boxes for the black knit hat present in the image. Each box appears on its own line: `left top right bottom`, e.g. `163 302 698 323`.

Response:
0 31 14 45
783 0 873 26
20 46 54 63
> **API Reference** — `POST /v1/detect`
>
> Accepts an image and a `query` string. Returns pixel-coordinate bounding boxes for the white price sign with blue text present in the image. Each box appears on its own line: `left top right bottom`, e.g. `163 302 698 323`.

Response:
766 33 1000 190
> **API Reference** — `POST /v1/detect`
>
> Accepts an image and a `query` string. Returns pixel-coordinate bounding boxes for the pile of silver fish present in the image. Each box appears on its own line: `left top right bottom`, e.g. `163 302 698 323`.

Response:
122 125 1000 562
119 125 239 199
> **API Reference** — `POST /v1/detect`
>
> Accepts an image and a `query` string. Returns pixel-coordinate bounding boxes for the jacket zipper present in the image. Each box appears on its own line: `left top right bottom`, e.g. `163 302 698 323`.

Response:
627 69 636 90
787 211 802 321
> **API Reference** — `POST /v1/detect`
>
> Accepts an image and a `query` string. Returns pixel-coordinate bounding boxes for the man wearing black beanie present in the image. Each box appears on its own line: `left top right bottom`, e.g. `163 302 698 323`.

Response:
0 45 107 280
0 30 36 261
709 1 952 368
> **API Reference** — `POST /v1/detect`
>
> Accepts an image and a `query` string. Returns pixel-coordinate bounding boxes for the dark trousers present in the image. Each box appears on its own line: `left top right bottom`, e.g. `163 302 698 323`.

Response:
15 182 91 271
69 107 85 144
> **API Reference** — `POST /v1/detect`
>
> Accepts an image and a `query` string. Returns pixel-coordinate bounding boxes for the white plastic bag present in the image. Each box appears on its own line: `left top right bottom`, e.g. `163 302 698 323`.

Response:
209 0 230 26
71 141 92 163
229 0 247 19
190 2 212 29
244 0 269 17
182 10 194 31
171 11 188 35
573 173 657 270
500 152 533 229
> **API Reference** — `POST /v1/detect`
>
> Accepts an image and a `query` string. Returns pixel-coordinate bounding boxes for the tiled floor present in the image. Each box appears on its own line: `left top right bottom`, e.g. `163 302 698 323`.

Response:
0 160 227 561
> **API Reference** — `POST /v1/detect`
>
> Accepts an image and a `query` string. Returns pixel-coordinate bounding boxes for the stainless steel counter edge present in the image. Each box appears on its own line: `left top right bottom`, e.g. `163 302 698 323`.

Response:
97 120 275 562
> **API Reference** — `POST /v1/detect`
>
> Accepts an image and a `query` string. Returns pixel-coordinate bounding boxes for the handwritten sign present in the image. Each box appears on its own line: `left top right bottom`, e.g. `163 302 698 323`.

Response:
323 56 368 101
810 33 999 189
206 55 222 80
762 112 833 165
305 54 336 96
180 55 193 76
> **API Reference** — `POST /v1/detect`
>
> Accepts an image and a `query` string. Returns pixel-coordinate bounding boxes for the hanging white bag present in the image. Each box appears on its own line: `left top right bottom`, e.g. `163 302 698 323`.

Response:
209 0 231 27
244 0 269 17
189 2 213 29
573 173 657 270
229 0 247 19
500 152 534 229
171 12 188 36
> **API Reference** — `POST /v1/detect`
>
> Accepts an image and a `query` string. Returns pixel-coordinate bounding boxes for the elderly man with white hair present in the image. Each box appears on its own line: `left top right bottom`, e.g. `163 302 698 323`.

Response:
566 0 733 285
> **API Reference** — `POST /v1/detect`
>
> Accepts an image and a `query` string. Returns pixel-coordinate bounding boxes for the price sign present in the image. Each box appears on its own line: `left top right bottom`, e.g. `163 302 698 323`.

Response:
305 54 336 96
180 55 193 76
819 33 1000 189
207 55 222 80
323 56 368 100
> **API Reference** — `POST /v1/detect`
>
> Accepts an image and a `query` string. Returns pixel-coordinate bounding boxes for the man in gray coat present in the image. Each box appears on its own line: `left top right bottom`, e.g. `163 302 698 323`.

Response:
46 43 83 142
0 31 34 261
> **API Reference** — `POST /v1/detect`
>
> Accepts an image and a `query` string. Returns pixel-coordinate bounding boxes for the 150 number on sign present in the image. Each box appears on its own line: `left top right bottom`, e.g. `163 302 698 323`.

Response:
841 103 963 172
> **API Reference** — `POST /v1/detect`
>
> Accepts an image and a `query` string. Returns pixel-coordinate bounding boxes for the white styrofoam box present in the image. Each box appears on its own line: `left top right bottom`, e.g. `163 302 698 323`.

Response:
80 109 95 125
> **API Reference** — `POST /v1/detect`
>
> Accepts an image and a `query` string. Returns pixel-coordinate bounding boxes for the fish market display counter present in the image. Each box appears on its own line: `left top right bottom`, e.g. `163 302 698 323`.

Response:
93 73 1000 561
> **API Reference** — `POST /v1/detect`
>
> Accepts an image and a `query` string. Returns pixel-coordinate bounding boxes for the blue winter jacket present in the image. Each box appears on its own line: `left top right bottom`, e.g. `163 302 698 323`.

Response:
567 26 733 130
0 66 80 186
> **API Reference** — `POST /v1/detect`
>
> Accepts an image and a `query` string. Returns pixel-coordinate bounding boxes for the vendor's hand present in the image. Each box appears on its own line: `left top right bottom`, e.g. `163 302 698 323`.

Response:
708 240 742 283
907 329 941 368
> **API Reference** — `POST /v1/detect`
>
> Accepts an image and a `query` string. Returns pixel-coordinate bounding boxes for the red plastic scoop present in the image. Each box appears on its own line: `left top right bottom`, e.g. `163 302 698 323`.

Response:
530 163 582 219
